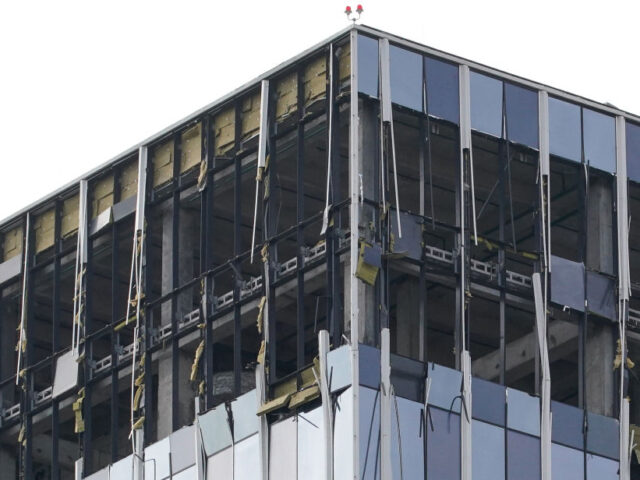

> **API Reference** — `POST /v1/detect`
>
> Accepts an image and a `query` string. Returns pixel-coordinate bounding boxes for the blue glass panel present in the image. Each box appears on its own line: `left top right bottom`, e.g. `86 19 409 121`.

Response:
358 35 379 97
428 363 462 413
335 387 354 478
199 405 233 456
549 97 581 162
170 425 195 473
586 271 616 320
586 454 619 480
298 407 324 480
470 71 503 137
552 443 584 480
391 396 424 479
587 412 619 460
425 57 459 124
551 401 584 450
507 388 540 436
507 431 541 480
550 255 585 312
626 122 640 183
583 109 616 173
359 386 380 479
505 83 539 148
390 45 423 111
472 377 506 426
231 389 259 442
144 438 171 480
427 407 461 480
327 345 351 393
473 420 505 480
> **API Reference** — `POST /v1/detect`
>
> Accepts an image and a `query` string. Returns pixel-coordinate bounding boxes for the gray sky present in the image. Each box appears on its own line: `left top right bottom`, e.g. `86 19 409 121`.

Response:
1 0 638 222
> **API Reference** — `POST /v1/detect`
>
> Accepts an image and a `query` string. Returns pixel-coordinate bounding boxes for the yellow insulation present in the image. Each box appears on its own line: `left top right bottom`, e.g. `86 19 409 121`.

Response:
61 195 79 238
152 139 174 187
91 174 114 219
275 72 298 120
120 160 138 201
241 92 261 141
3 226 23 261
214 107 235 156
304 55 326 107
34 209 55 254
181 124 201 173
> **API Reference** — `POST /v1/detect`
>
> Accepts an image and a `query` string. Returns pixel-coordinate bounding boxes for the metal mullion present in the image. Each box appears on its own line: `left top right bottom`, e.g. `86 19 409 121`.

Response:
83 228 94 474
110 165 121 461
51 199 62 480
233 103 243 396
202 115 216 409
296 64 305 373
22 215 34 480
171 134 181 432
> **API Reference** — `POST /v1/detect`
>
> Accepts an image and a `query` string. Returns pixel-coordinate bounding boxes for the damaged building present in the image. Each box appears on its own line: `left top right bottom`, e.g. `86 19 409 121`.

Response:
0 23 639 479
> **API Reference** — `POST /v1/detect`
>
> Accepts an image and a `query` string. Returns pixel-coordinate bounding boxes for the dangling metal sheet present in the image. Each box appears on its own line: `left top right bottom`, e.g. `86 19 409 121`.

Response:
71 180 88 360
533 273 551 480
15 213 30 385
251 80 270 263
318 330 334 480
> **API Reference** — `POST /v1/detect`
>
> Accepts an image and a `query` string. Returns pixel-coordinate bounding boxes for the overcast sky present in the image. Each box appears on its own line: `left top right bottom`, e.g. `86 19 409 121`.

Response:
1 0 638 222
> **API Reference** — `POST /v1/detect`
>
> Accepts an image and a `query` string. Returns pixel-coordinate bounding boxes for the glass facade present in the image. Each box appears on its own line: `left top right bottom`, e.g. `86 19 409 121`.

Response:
2 27 636 480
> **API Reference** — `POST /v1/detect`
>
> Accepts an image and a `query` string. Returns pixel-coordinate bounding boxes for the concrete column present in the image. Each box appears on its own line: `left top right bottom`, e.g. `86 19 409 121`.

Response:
157 201 197 438
344 99 377 345
0 445 16 480
585 177 615 416
396 278 420 359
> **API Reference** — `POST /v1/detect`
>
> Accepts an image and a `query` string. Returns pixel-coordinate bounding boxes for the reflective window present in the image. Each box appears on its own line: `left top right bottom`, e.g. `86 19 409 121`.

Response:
428 363 462 413
298 407 324 480
173 466 197 480
472 377 506 426
391 396 424 479
507 430 541 480
470 71 503 137
473 420 505 480
427 407 460 480
551 255 585 312
390 45 423 111
505 83 538 148
586 271 616 320
358 35 379 98
626 121 640 183
334 387 354 478
552 443 584 480
587 412 619 460
507 388 540 436
583 109 616 173
549 97 581 162
232 389 260 442
234 434 261 480
207 447 233 480
425 57 459 123
586 454 619 480
551 401 584 450
52 350 79 398
144 438 171 480
269 417 297 479
360 386 380 479
327 345 351 393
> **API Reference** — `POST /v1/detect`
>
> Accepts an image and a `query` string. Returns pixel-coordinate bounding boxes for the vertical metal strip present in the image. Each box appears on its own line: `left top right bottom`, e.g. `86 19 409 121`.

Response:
318 330 334 480
378 38 402 237
321 44 334 236
256 363 269 480
251 80 270 263
380 328 392 480
533 273 552 480
15 213 30 385
616 115 631 480
458 64 473 480
349 27 361 480
71 180 88 359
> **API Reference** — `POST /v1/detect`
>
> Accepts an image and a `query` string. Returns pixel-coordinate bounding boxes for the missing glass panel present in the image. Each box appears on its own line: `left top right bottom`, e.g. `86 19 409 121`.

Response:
470 71 503 137
549 97 581 162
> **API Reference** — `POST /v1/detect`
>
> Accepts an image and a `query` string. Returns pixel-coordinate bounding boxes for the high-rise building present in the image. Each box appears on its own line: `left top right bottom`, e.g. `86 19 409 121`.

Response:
0 24 637 479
